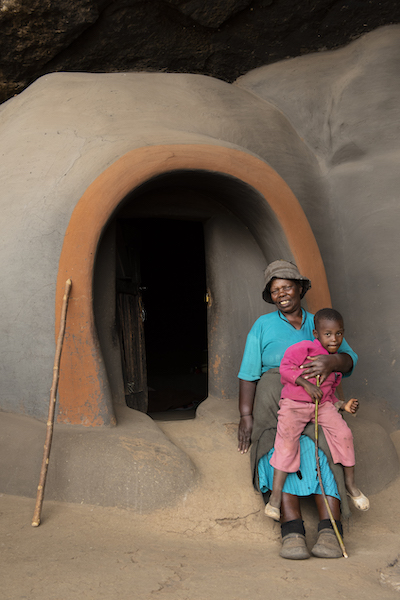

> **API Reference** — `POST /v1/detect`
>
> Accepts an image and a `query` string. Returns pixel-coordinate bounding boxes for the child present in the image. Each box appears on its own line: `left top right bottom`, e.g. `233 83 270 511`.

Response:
265 308 369 521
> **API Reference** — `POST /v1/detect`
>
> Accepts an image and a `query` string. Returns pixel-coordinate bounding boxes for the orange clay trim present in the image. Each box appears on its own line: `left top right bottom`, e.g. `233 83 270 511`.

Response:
56 144 331 426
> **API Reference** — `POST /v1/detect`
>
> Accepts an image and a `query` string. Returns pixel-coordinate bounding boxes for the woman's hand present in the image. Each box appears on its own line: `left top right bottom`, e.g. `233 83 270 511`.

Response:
300 352 353 383
300 354 337 383
238 415 253 454
238 379 257 454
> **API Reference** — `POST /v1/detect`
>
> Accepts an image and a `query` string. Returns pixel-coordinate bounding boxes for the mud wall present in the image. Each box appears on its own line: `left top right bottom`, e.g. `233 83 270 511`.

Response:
236 25 400 415
0 71 319 421
0 26 399 422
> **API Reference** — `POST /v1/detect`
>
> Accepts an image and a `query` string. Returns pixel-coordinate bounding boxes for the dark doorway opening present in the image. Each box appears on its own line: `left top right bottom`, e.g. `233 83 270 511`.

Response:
116 217 208 418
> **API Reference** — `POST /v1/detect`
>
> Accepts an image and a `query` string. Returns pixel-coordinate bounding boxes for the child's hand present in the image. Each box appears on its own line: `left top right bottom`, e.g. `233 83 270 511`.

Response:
343 398 359 414
297 378 323 403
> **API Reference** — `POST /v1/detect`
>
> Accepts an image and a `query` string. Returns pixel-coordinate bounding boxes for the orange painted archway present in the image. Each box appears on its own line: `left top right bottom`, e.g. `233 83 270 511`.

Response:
56 144 331 426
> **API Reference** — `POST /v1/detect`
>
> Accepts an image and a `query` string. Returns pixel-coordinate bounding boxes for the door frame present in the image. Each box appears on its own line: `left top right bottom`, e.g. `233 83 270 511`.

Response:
56 144 331 426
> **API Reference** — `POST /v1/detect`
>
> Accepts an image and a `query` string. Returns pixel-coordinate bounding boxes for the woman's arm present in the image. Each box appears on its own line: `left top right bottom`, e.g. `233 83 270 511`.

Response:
238 379 257 454
300 352 353 383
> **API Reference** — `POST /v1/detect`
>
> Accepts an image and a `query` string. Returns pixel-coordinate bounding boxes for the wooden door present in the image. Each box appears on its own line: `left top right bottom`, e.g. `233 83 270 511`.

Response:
116 221 148 412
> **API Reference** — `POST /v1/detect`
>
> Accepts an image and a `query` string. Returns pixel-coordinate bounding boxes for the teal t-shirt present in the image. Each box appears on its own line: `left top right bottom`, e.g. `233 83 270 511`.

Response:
238 309 358 381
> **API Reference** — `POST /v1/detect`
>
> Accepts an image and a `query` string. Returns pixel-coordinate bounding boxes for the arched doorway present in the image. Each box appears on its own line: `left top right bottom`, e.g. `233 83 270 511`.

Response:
56 145 331 426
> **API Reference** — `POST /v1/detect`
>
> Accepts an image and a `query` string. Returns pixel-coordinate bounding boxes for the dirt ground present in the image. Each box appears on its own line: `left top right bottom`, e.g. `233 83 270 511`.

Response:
2 403 400 600
2 471 400 600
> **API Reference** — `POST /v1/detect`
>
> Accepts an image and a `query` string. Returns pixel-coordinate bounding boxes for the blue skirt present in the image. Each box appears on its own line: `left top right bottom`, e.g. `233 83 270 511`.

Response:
258 434 340 499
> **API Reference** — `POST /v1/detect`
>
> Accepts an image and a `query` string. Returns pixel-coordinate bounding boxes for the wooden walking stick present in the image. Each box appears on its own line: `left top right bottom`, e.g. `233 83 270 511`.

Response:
32 278 72 527
314 375 348 558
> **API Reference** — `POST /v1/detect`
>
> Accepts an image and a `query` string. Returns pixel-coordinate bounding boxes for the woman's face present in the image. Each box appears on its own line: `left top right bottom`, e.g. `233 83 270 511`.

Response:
269 278 302 313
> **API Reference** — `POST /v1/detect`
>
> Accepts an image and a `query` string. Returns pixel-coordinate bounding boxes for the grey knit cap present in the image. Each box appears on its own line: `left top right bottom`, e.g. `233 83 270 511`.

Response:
262 259 311 303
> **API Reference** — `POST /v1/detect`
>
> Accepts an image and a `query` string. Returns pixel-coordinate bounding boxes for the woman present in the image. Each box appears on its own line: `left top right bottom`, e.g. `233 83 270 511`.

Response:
237 260 358 560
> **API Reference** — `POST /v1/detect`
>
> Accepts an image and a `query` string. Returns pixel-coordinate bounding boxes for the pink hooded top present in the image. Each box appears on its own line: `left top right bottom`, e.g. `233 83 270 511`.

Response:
280 338 342 404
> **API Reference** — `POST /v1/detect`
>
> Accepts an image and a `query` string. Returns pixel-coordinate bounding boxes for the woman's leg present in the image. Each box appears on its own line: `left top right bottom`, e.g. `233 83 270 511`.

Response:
314 494 341 521
279 493 310 560
280 492 302 522
312 494 343 558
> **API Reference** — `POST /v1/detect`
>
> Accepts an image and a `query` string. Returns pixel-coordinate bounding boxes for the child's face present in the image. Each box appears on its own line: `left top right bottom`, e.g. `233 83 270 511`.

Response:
313 318 344 354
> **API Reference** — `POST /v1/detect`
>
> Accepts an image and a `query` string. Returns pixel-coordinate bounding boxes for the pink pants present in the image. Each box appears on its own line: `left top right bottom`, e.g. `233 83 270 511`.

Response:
270 398 355 473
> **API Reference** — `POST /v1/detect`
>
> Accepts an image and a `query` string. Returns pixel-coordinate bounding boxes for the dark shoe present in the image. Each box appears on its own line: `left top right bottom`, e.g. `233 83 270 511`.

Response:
280 533 310 560
311 528 343 558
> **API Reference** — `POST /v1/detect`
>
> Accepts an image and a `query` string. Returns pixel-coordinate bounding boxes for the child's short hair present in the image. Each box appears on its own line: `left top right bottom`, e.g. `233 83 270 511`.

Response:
314 308 344 328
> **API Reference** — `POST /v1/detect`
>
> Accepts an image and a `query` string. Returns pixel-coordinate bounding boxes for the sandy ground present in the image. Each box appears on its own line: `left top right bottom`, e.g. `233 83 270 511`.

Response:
2 403 400 600
2 474 400 600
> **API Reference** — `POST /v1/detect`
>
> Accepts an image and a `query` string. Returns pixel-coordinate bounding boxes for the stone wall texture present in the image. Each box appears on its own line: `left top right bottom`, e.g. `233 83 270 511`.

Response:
1 0 400 103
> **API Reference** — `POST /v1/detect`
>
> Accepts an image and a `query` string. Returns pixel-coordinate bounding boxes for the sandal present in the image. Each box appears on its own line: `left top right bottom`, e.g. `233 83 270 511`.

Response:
347 490 370 511
264 502 280 521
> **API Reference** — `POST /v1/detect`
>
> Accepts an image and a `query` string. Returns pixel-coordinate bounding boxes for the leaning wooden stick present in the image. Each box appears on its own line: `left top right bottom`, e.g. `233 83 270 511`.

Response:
314 375 348 558
32 278 72 527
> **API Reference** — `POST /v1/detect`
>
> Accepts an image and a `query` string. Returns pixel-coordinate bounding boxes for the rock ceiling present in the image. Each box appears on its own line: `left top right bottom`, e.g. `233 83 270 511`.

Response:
1 0 399 103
